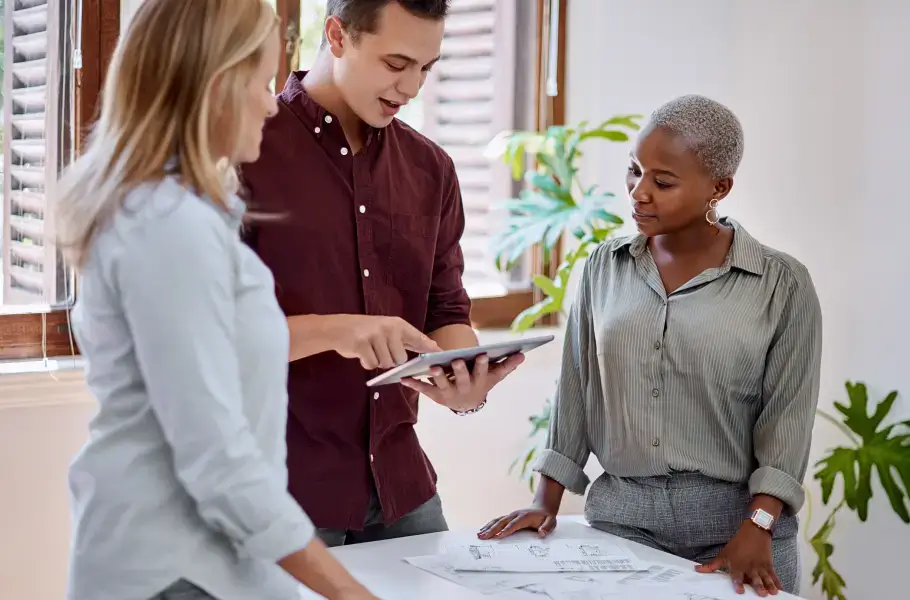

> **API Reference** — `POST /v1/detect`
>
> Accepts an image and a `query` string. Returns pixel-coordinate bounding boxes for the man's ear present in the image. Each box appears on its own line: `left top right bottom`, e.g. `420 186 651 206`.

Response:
324 15 346 58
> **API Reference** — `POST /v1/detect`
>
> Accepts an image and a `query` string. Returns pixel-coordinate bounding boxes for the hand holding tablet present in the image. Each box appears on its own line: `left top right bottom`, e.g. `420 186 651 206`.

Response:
386 334 553 413
365 334 555 387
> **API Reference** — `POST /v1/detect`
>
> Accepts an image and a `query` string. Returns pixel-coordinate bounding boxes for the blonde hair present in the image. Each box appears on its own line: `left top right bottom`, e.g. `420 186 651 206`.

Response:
53 0 279 267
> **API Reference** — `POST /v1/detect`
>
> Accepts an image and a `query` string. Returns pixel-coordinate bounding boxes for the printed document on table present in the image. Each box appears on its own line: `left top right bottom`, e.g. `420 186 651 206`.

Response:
539 563 765 600
403 554 551 595
446 538 649 573
542 586 762 600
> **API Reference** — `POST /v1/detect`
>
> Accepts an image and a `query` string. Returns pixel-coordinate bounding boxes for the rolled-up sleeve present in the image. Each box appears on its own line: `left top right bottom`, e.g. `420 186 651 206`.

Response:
424 153 472 333
534 262 594 495
115 202 314 562
749 265 823 514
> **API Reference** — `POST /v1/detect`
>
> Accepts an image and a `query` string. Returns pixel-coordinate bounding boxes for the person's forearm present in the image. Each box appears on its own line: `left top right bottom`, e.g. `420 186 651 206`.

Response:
279 539 370 598
428 323 478 350
532 475 566 515
287 314 338 362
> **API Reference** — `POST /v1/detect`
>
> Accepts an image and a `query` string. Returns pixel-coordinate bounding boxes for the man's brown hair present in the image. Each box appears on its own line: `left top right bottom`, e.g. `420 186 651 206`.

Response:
323 0 450 44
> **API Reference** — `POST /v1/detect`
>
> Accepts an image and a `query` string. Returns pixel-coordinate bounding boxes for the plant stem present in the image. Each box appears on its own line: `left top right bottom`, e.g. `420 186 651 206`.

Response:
816 408 860 446
803 485 814 544
803 485 846 544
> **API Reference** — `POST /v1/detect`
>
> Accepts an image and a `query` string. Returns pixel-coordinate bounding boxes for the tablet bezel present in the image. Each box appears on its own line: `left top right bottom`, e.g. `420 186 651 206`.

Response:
365 333 556 387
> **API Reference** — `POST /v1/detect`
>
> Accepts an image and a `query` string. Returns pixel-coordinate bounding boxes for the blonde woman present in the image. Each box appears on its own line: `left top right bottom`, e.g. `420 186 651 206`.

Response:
54 1 376 599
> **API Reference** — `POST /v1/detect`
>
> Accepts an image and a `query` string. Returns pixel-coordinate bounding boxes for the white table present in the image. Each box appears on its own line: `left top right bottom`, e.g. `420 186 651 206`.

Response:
299 516 803 599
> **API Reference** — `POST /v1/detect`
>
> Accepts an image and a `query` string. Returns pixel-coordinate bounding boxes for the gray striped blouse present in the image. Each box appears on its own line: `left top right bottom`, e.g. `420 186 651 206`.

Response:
535 218 823 513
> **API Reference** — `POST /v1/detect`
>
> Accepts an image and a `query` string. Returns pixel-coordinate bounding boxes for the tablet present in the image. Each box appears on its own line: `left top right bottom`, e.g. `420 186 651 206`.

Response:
365 333 555 387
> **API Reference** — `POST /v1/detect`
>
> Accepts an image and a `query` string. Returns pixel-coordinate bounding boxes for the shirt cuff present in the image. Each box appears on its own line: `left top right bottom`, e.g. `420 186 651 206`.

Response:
748 466 806 514
534 449 590 495
240 509 315 563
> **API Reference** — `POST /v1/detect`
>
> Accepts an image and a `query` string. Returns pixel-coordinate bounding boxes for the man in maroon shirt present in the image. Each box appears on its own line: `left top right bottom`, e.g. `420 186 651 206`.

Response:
240 0 523 546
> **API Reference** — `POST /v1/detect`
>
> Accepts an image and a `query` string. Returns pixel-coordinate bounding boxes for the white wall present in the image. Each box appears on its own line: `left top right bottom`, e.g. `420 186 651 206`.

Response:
566 1 910 599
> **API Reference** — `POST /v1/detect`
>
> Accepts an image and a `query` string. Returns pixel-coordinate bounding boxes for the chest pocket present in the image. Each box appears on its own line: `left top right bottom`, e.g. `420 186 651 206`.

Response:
388 213 438 292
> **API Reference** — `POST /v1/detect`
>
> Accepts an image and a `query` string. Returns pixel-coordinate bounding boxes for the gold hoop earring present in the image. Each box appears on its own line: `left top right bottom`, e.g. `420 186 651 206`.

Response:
705 199 720 226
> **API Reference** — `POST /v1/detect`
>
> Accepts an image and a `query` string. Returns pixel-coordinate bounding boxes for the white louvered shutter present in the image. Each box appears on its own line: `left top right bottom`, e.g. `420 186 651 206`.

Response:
421 0 518 298
2 0 63 306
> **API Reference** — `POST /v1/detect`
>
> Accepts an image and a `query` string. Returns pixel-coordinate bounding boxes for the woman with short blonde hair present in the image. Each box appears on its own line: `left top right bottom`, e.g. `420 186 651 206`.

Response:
56 1 375 598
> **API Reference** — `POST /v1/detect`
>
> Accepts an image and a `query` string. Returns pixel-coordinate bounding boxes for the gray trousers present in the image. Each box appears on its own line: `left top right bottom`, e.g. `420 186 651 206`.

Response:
316 489 449 547
585 471 800 595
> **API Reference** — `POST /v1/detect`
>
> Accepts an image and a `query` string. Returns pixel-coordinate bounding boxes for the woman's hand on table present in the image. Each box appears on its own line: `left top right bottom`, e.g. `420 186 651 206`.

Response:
476 507 557 539
695 522 781 596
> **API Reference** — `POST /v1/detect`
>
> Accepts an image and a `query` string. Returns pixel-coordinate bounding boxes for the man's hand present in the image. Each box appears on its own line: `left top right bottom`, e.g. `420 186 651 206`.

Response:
476 507 557 539
695 521 781 596
399 353 524 412
325 315 441 370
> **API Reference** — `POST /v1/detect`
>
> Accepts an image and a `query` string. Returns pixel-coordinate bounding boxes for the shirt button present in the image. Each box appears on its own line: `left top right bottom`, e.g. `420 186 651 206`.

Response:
651 438 660 447
651 388 659 398
373 392 379 400
314 126 320 134
363 269 370 277
340 147 349 156
370 454 374 463
359 205 366 214
325 115 333 123
654 341 661 350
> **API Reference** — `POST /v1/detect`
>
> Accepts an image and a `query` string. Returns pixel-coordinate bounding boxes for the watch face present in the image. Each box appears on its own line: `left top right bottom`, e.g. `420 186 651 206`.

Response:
754 510 774 529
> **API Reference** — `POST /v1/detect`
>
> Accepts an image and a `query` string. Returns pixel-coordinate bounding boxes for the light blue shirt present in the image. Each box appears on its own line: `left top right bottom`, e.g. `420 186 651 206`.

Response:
67 176 314 600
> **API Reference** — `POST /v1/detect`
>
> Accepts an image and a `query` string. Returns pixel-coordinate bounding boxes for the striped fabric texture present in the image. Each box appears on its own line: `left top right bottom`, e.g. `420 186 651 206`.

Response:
535 218 823 514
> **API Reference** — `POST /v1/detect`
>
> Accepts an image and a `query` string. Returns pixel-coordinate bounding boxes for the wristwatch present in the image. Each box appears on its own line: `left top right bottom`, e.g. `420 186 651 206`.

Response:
748 508 775 532
452 398 487 416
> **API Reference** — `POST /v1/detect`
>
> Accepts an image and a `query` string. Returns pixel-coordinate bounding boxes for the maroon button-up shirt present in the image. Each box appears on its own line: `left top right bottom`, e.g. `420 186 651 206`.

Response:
239 72 472 530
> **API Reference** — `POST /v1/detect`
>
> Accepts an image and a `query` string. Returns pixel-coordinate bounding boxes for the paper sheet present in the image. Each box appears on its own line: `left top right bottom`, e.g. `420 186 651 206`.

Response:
539 563 764 600
542 590 728 600
614 563 719 586
403 554 551 595
445 539 649 573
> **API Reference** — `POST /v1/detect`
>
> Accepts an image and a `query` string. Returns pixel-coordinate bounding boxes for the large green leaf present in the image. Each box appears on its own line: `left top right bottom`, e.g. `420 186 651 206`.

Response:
598 115 645 130
491 188 622 271
510 296 561 332
531 274 561 299
526 171 573 204
809 508 848 600
580 130 630 142
814 382 910 522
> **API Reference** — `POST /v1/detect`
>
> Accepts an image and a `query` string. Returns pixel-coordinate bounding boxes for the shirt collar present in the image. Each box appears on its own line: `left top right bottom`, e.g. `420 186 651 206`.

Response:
612 216 764 275
279 70 381 146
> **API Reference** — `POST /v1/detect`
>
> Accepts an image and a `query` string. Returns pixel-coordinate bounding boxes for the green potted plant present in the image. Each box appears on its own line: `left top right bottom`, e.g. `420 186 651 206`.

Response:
485 115 643 490
808 381 909 600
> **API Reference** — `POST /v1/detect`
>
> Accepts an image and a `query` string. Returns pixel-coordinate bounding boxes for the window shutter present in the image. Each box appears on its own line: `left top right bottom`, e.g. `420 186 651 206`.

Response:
2 0 63 306
421 0 518 299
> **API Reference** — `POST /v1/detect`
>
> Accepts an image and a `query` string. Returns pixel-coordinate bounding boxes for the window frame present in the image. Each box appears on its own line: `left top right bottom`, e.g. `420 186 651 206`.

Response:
473 0 568 328
0 0 568 361
527 0 567 328
0 0 120 361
